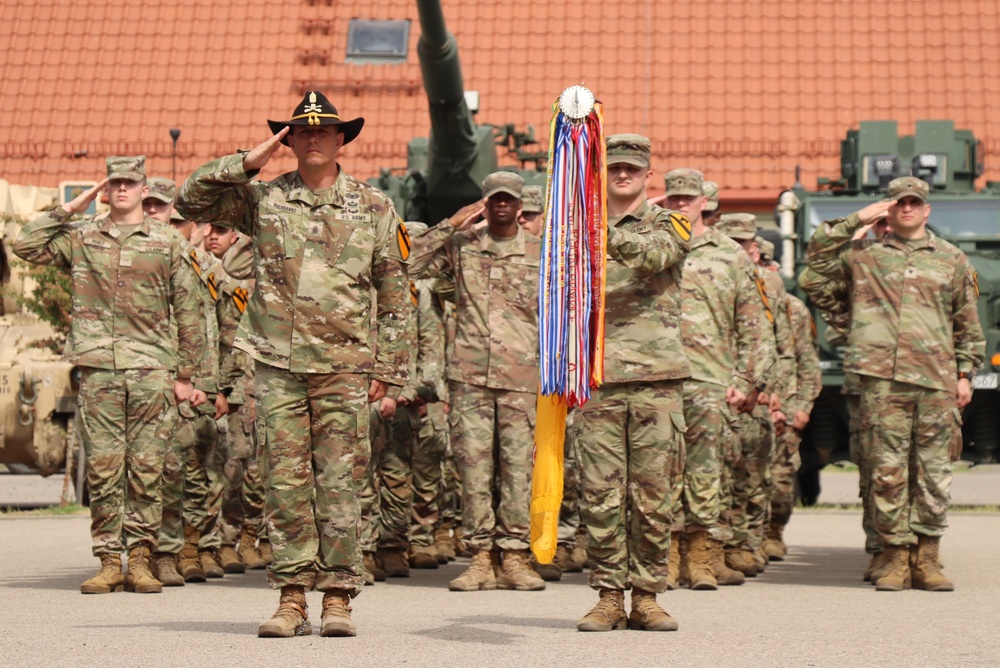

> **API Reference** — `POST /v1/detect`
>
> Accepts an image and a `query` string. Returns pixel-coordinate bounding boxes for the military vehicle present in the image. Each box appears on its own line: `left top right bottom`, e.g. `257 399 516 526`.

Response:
368 0 547 225
780 120 1000 501
0 184 85 506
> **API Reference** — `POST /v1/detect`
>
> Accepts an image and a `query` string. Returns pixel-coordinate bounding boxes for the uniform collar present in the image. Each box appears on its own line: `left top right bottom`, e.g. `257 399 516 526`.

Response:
99 215 151 239
883 229 937 252
609 199 651 228
286 164 348 207
691 224 720 250
478 225 526 258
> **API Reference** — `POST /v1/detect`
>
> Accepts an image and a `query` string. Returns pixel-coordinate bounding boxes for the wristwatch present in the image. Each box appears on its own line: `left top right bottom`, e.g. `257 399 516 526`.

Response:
958 371 974 382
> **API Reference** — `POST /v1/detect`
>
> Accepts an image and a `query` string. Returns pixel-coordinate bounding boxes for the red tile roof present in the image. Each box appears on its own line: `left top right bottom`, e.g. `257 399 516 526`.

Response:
3 0 1000 201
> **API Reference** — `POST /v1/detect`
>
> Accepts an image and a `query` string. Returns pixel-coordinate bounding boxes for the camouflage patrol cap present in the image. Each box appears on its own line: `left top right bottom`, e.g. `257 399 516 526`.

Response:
144 177 177 204
606 134 651 167
170 210 187 223
664 168 705 197
756 236 775 260
106 155 146 182
521 186 544 213
886 176 929 203
703 180 719 212
482 171 524 199
717 213 758 241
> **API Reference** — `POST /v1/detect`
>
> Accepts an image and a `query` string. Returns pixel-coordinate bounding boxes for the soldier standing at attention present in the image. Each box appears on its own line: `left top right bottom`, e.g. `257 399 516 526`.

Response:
666 169 771 591
410 172 545 593
516 185 545 237
701 181 721 226
14 156 204 595
574 135 691 632
177 91 411 637
806 177 984 591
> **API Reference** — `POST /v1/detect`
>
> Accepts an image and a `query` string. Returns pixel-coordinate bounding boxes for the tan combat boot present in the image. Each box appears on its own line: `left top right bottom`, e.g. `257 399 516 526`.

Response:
686 531 718 591
433 525 456 563
125 543 162 593
179 526 206 582
753 547 768 573
80 553 125 594
532 556 562 582
199 549 225 579
678 534 691 587
570 531 588 571
576 588 626 632
448 550 497 591
554 543 583 574
708 538 745 586
497 550 546 591
363 552 386 582
258 585 311 637
453 527 471 558
912 535 954 592
665 531 681 590
409 546 440 570
151 552 185 587
763 523 787 561
218 545 245 574
628 588 679 631
725 547 759 577
320 589 356 637
258 539 273 565
377 548 410 578
875 545 911 591
238 525 267 570
864 551 885 582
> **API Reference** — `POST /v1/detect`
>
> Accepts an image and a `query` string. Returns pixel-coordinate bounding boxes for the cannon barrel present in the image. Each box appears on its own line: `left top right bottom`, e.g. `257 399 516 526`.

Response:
415 0 496 224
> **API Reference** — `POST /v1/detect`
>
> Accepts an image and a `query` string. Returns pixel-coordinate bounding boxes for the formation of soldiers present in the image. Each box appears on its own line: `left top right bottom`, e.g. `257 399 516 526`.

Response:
13 91 983 638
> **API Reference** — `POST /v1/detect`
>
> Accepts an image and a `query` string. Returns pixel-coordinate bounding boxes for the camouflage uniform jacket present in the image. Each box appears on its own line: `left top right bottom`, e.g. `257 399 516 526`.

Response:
808 212 985 392
786 294 822 416
212 235 256 403
176 241 221 395
176 154 410 385
13 208 203 377
409 223 539 393
399 280 447 405
603 200 692 384
680 226 773 396
760 267 797 402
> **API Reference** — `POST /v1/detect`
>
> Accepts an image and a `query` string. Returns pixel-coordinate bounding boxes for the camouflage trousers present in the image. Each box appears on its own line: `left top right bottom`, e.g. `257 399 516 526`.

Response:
859 377 956 547
78 367 175 556
449 381 536 553
159 405 217 554
377 404 420 550
723 407 774 551
769 429 802 527
410 403 449 548
218 401 266 546
256 364 370 596
556 413 582 546
575 380 686 593
181 410 223 550
679 380 732 540
846 392 879 553
440 442 462 527
358 405 385 553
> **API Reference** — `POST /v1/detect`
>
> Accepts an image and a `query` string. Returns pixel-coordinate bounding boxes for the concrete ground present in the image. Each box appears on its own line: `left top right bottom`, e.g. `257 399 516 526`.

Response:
1 511 998 667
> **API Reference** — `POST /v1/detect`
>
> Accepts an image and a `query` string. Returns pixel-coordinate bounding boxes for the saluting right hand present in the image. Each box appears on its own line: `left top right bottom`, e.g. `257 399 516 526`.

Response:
856 199 895 225
62 178 109 215
449 199 486 230
243 127 290 173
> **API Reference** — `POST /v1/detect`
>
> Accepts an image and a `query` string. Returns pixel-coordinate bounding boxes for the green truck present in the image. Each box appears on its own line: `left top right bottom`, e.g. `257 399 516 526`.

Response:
781 120 1000 502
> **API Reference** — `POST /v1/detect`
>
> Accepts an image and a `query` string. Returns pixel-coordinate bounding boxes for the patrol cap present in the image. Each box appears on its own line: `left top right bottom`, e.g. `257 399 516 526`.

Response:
521 186 544 213
145 177 177 204
717 213 758 241
170 209 187 223
664 168 704 197
106 155 146 182
756 236 775 260
886 176 929 203
703 180 719 212
482 171 524 199
606 134 651 167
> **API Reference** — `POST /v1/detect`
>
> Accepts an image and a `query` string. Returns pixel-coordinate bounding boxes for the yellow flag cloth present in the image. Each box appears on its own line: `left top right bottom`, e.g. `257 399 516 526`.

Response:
530 393 567 564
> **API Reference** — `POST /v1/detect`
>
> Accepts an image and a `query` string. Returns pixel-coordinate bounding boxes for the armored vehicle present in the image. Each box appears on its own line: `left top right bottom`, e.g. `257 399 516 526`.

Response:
368 0 547 225
781 120 1000 501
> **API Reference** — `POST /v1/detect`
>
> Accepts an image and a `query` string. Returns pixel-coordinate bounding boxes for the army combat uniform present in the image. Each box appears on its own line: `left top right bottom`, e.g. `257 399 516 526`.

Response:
14 156 204 594
176 152 411 600
806 177 984 590
676 196 773 589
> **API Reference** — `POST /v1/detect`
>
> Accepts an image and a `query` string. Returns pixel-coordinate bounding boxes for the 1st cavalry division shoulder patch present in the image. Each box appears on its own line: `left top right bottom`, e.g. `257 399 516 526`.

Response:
397 221 411 261
668 212 692 242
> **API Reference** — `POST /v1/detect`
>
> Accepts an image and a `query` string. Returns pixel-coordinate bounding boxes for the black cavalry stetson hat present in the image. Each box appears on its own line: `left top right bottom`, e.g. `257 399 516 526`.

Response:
267 91 365 146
